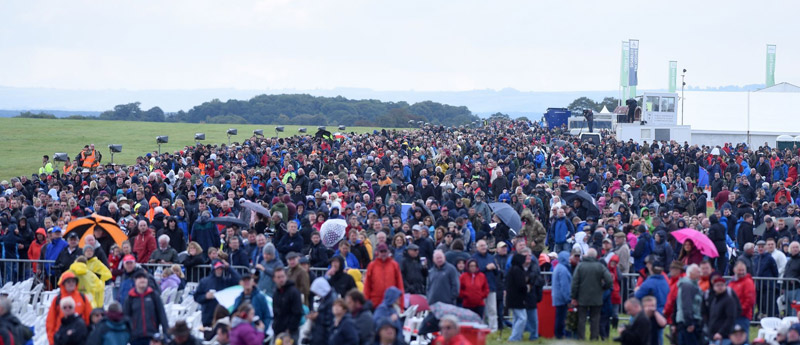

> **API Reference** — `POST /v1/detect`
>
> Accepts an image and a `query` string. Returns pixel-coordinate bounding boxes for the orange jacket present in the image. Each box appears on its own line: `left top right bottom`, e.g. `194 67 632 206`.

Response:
728 274 756 320
46 272 92 345
363 257 404 308
145 196 170 222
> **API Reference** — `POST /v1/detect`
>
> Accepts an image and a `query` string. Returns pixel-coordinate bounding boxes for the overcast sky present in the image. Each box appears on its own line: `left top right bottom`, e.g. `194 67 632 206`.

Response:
1 0 797 92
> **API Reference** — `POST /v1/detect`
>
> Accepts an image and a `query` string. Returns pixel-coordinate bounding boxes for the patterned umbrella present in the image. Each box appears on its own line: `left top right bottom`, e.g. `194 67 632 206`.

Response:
320 219 348 248
64 213 128 247
429 302 482 323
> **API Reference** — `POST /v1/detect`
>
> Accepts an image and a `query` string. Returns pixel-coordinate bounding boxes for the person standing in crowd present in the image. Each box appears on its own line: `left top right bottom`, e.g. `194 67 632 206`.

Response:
229 303 265 345
506 251 527 341
54 296 89 345
271 267 303 342
676 264 703 345
704 274 740 343
328 299 359 345
231 273 271 334
345 289 374 345
195 260 242 327
459 259 489 318
728 260 756 339
472 240 498 332
427 249 460 305
552 250 572 339
753 239 779 318
363 243 404 308
256 243 283 297
285 252 310 305
400 243 428 295
86 302 130 345
47 272 92 345
122 271 169 345
571 248 612 341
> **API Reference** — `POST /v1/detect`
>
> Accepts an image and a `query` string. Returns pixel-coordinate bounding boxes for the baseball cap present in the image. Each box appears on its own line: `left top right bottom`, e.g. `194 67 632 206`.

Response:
123 255 136 263
406 243 419 251
212 260 225 269
731 324 746 334
299 256 310 265
66 232 79 240
440 206 448 211
790 323 800 335
376 243 389 252
285 252 301 260
50 226 63 233
133 270 148 279
496 241 508 249
757 240 767 246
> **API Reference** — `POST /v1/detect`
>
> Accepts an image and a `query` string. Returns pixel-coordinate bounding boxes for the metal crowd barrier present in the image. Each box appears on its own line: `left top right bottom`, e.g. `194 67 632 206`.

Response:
0 259 58 289
139 263 251 283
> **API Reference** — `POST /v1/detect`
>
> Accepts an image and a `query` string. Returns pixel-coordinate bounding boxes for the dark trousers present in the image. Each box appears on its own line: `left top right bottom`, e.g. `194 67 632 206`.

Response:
130 338 151 345
467 306 485 320
577 305 601 340
677 323 700 345
555 305 568 339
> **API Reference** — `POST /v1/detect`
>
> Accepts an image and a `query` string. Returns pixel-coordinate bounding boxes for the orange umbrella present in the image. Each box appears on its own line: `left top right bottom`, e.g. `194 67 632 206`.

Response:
64 214 128 247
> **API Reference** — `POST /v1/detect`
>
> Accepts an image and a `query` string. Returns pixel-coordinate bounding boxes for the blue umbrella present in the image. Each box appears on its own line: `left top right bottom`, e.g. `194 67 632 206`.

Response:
489 202 522 232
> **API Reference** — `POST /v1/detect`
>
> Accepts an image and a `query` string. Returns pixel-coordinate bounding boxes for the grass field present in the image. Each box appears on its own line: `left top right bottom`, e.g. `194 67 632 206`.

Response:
0 118 389 180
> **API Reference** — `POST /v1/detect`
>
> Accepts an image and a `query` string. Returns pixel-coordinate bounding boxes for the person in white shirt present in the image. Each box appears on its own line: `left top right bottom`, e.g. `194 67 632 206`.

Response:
767 238 787 277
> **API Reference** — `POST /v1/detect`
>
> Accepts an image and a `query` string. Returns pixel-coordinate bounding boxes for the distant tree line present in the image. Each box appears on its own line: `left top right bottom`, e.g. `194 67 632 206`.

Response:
567 96 620 113
15 111 57 119
89 94 479 127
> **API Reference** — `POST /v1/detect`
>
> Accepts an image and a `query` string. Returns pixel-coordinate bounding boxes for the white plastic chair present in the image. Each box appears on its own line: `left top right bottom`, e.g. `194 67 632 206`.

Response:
758 317 783 343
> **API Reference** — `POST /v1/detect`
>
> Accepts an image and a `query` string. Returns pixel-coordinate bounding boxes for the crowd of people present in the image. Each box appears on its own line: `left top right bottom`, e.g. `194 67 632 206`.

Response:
3 119 800 345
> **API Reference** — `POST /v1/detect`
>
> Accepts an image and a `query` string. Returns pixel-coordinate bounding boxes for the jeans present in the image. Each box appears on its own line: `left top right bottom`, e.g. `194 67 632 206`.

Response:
509 308 527 341
554 242 569 253
577 305 601 340
599 304 618 340
525 308 539 340
789 289 800 316
554 305 568 339
484 292 498 331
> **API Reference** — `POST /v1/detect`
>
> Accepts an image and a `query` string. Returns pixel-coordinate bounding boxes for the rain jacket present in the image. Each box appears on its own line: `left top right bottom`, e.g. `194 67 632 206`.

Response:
570 256 613 307
46 272 92 345
230 316 265 345
232 288 272 330
194 267 241 326
363 257 404 308
426 261 460 305
347 268 364 292
327 257 357 297
506 254 528 309
459 267 489 308
85 318 131 345
372 286 402 329
86 256 112 284
68 262 105 308
42 237 68 275
550 216 574 245
728 273 756 320
552 251 573 306
634 270 669 312
328 314 359 345
28 228 47 273
122 286 169 340
676 276 702 325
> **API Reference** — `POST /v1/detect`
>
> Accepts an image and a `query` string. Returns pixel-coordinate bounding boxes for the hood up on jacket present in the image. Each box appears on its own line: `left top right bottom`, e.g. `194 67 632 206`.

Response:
511 253 526 268
558 251 571 268
380 286 402 308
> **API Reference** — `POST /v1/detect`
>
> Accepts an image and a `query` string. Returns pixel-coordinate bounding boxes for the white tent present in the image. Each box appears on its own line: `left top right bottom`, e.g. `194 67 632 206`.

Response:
598 105 612 114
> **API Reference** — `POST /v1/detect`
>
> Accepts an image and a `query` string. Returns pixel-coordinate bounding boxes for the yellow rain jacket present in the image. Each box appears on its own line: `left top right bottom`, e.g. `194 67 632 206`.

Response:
86 256 112 283
69 261 105 308
347 268 364 292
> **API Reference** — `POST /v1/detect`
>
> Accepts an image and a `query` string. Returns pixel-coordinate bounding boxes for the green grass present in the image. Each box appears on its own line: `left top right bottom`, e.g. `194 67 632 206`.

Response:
0 118 389 180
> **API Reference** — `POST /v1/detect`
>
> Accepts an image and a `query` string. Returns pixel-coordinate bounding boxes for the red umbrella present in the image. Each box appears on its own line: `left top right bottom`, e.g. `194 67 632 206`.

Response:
405 294 430 312
671 228 719 258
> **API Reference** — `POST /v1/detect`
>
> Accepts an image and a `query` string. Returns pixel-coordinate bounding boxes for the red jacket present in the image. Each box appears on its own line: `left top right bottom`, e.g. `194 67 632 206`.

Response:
28 228 47 273
133 230 156 264
363 257 404 308
459 271 489 308
608 255 621 305
728 274 756 320
663 273 685 324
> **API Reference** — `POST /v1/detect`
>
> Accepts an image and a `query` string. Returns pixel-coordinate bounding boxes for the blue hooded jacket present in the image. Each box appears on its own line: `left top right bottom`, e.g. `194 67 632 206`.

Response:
551 217 574 244
44 236 67 274
634 273 669 312
372 286 402 330
472 251 498 292
552 251 572 306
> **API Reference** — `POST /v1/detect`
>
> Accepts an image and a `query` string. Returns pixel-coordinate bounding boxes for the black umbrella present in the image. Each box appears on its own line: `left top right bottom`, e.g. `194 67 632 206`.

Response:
210 216 249 229
315 129 332 140
489 202 522 232
240 200 270 217
562 190 600 215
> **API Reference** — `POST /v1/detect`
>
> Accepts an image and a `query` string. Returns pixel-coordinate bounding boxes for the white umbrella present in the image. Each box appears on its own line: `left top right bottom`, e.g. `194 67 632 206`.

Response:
320 219 348 248
710 147 721 155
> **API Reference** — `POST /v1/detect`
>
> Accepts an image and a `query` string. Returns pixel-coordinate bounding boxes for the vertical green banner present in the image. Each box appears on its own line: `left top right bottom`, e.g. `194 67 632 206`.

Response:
630 85 636 99
766 44 776 87
669 61 677 93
